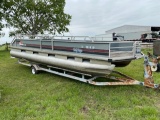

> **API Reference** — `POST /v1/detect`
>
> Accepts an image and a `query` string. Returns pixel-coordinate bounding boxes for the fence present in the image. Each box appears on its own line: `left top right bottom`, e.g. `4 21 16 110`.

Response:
141 43 153 49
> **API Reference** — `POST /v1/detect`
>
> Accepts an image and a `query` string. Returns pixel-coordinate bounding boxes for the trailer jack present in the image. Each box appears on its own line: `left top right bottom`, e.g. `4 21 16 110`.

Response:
143 54 160 89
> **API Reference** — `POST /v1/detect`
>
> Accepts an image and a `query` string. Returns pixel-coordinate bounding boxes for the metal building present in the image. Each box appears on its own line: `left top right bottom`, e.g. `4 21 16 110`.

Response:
105 25 160 34
103 25 160 41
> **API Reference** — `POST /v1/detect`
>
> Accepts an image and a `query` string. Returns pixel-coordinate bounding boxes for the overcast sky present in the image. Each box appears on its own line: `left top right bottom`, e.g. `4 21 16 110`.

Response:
1 0 160 44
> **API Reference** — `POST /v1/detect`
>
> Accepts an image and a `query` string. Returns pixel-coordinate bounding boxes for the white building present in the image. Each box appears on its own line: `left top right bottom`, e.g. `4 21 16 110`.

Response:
99 25 160 41
105 25 160 34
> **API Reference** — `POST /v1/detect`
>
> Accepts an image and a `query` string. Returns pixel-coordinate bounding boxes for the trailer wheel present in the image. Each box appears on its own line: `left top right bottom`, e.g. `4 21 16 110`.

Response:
31 66 38 74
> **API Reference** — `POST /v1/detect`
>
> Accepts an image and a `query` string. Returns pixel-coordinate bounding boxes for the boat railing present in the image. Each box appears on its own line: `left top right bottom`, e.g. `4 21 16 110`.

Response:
11 34 139 59
14 34 116 42
108 42 138 58
14 34 92 41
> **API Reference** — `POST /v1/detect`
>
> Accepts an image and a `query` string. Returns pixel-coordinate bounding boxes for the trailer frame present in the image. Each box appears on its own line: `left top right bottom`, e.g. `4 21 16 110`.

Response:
17 55 160 89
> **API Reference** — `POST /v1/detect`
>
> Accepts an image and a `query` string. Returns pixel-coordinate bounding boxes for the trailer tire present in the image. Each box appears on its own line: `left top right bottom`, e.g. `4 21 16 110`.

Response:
31 66 38 74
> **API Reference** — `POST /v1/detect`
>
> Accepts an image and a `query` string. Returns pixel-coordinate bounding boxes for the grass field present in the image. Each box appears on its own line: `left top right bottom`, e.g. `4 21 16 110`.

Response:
0 47 160 120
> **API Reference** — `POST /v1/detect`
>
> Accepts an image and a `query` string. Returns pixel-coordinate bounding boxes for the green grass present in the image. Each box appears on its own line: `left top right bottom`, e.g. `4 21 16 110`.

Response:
0 45 6 51
0 44 9 51
0 47 160 120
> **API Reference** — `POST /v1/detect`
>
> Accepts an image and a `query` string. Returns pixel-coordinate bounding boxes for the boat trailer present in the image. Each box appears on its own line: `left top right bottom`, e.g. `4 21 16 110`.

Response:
17 53 160 89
